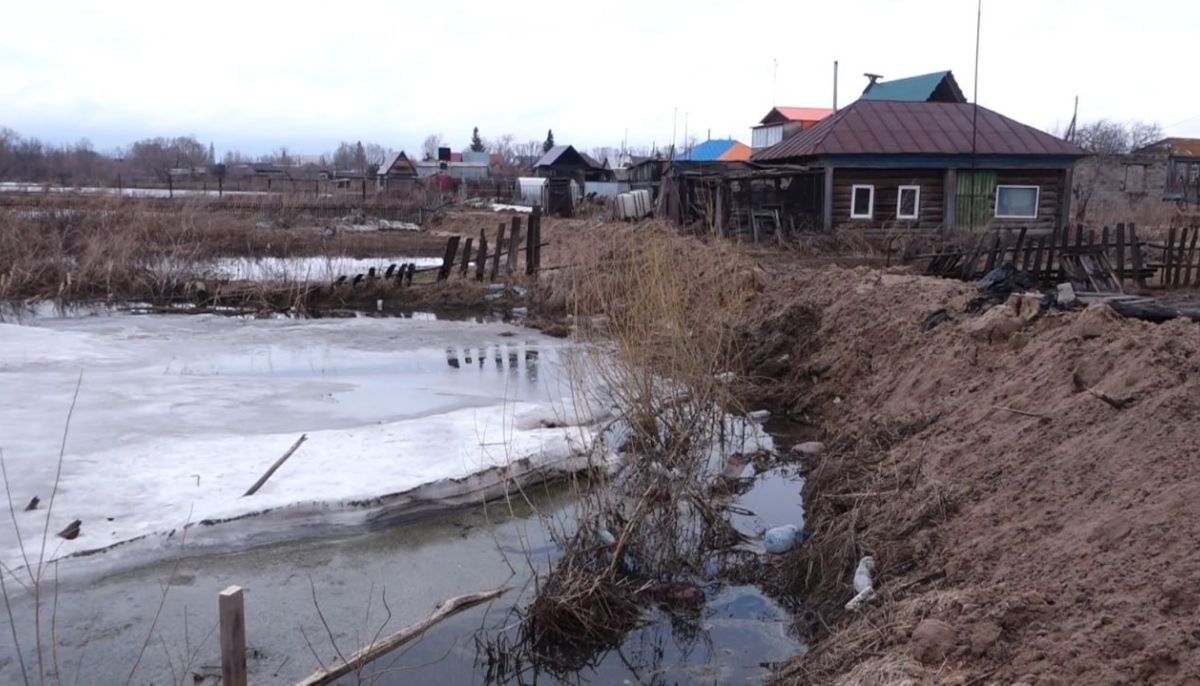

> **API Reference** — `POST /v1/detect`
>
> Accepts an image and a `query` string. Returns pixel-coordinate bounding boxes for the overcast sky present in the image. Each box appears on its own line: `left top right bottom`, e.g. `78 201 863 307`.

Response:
2 0 1198 157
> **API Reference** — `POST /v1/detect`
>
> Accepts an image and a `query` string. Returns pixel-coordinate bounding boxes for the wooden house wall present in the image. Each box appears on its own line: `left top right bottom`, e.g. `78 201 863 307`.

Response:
986 169 1066 232
831 169 945 230
829 167 1066 231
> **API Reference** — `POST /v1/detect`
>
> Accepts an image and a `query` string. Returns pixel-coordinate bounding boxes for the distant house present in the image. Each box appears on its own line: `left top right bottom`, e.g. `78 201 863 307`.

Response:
377 151 417 192
1134 138 1200 204
859 70 967 104
533 145 611 184
752 98 1087 232
679 139 752 162
751 107 834 150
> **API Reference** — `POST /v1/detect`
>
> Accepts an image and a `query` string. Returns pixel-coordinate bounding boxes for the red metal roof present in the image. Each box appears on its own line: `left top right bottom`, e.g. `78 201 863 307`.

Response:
759 106 834 125
752 100 1086 161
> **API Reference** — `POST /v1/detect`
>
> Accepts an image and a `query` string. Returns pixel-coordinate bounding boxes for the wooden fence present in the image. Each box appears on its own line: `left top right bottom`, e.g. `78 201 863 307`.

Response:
922 223 1200 291
433 205 543 283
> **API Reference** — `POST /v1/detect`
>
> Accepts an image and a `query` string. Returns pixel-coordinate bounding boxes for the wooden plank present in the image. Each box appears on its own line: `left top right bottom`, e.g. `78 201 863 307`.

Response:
1101 226 1110 254
961 234 985 279
1129 224 1147 289
1046 226 1059 282
1172 228 1187 287
219 586 247 686
1017 229 1027 272
475 231 488 281
506 216 522 275
437 236 461 282
459 237 473 278
491 223 505 281
1164 228 1177 287
1059 223 1070 279
1032 237 1046 281
1184 227 1199 287
1012 227 1027 267
983 233 1002 273
1087 229 1096 248
1116 223 1126 286
1074 224 1084 250
531 205 543 273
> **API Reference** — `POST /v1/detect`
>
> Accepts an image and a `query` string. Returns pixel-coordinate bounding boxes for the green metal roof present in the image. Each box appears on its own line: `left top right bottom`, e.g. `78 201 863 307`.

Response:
860 71 964 103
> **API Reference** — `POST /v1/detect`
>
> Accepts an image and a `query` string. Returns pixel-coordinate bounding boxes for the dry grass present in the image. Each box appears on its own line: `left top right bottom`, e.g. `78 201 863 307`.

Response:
489 222 787 666
0 196 452 305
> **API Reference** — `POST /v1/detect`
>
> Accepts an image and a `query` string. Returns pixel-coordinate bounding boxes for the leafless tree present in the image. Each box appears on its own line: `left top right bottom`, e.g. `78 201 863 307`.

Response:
489 134 517 166
1065 119 1164 154
422 134 444 161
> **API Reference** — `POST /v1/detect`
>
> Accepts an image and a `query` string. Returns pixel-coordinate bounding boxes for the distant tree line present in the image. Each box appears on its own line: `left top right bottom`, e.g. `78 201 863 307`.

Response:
0 128 398 185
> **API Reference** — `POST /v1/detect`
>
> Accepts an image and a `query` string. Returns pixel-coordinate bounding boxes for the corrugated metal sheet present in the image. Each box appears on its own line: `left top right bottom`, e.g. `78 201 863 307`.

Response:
1137 138 1200 157
752 100 1087 162
860 71 961 102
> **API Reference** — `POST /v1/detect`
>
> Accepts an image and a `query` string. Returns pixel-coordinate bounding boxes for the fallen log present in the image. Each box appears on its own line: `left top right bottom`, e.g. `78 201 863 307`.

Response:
295 586 509 686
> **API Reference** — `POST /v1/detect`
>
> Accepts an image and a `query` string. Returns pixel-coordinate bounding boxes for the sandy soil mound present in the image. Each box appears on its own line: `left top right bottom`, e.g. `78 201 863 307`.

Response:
763 266 1200 685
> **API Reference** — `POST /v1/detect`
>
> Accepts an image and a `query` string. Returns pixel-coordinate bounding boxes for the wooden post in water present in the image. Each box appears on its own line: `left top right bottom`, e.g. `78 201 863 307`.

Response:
437 236 461 282
491 223 505 281
219 586 247 686
475 230 488 281
460 237 474 278
507 217 522 275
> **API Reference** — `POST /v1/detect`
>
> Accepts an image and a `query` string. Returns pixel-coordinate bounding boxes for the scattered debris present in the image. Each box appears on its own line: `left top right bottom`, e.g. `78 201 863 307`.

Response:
1055 282 1078 308
748 409 772 423
764 524 804 554
791 441 825 459
969 263 1040 312
58 519 82 540
844 556 876 611
921 307 951 332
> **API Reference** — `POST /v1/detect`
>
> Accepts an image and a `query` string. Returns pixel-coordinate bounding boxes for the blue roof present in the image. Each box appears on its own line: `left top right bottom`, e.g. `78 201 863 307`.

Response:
860 71 963 103
679 139 740 161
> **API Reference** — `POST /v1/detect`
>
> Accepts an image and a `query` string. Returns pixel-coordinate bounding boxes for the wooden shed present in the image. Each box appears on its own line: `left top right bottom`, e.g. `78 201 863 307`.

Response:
752 99 1087 233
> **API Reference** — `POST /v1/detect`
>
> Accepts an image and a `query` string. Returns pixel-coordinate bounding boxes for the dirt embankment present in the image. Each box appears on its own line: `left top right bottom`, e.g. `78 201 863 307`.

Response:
748 267 1200 685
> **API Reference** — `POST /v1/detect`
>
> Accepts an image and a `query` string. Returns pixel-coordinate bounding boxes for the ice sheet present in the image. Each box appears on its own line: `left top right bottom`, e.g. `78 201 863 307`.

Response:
0 314 595 578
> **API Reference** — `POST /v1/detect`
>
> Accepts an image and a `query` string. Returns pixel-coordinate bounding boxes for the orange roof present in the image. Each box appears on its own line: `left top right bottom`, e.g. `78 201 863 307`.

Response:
719 141 752 161
760 106 835 125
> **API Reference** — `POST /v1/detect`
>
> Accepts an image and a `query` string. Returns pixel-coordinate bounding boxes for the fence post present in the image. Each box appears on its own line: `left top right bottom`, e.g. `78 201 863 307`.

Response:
1165 228 1178 287
219 586 247 686
1129 224 1147 289
438 236 461 282
460 237 474 278
531 205 543 273
491 223 505 281
1116 223 1126 286
475 230 488 281
507 217 522 275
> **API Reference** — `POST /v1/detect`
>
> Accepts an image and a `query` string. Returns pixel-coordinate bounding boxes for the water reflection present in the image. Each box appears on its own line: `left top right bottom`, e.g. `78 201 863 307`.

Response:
445 342 543 386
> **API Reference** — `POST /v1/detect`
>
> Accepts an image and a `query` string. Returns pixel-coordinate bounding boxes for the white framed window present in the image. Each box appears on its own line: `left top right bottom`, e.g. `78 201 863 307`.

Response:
995 185 1039 219
850 184 874 219
897 185 920 219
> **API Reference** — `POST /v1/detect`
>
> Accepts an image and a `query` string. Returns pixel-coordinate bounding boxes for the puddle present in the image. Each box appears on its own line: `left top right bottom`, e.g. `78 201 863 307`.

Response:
369 583 803 685
729 466 807 540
